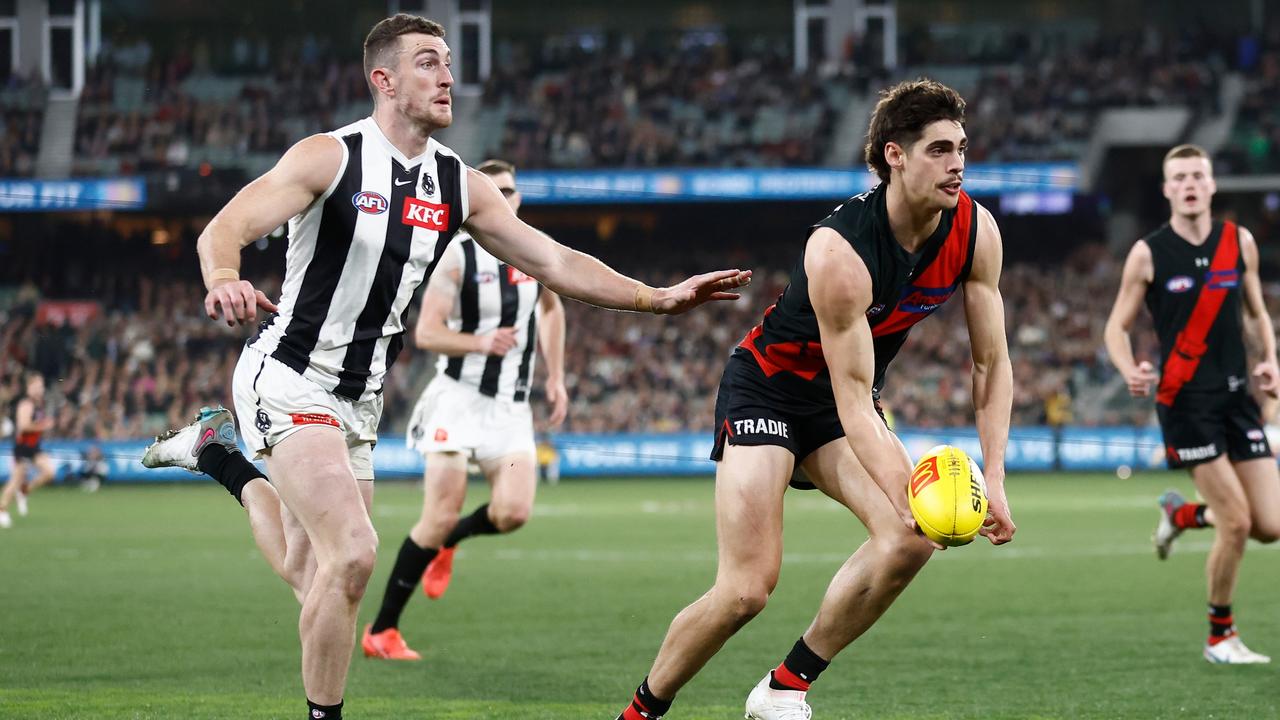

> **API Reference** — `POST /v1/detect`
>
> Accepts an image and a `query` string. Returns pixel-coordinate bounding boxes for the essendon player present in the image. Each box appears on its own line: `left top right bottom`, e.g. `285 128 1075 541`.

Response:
1104 144 1280 664
615 79 1016 720
0 372 55 529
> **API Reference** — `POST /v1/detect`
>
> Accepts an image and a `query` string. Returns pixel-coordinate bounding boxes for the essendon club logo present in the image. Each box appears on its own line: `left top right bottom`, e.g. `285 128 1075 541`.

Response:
403 197 450 231
910 456 940 498
352 191 389 215
508 266 536 284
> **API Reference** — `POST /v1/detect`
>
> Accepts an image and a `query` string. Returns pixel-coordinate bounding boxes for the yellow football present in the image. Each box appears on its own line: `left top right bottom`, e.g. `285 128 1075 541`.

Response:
908 445 988 547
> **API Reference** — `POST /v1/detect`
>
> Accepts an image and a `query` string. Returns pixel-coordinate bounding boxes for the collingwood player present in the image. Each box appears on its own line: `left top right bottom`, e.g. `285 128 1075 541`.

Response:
362 159 568 660
1104 144 1280 665
140 14 750 720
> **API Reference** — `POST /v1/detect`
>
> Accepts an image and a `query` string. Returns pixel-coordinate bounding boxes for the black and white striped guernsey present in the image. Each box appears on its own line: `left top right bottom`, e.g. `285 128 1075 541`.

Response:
437 233 541 403
250 117 470 402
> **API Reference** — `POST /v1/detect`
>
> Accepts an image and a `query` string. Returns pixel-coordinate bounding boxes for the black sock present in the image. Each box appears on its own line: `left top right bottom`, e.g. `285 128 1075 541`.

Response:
306 699 342 719
443 503 501 548
196 444 263 506
1209 603 1234 639
1195 505 1209 527
618 676 672 719
769 637 830 691
370 538 439 634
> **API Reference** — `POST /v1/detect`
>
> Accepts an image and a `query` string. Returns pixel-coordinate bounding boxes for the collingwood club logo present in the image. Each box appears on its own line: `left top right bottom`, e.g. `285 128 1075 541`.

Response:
421 173 435 195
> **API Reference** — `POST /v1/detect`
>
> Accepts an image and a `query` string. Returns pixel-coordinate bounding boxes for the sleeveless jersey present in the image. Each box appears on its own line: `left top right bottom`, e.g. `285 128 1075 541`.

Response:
1142 221 1246 405
435 233 542 403
250 117 470 402
737 182 978 399
12 395 45 449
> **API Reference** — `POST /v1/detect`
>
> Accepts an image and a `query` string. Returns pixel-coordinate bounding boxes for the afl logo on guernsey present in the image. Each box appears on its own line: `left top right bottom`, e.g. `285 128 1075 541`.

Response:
1165 275 1195 293
352 191 389 215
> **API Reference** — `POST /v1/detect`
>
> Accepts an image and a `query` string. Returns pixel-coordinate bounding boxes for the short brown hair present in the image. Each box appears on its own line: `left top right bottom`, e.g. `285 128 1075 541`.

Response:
475 159 516 178
863 79 966 183
363 14 446 99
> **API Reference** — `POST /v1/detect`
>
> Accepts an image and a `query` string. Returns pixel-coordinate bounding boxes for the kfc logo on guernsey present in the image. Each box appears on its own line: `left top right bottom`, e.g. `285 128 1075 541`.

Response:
508 266 536 284
352 191 389 215
403 197 450 231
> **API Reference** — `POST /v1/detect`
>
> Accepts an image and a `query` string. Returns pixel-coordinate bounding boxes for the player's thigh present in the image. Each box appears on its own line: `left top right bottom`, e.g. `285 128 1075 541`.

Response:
1232 457 1280 540
265 426 374 560
8 458 29 485
801 436 910 540
1190 456 1251 527
479 451 537 514
713 443 793 588
33 453 54 478
422 451 469 519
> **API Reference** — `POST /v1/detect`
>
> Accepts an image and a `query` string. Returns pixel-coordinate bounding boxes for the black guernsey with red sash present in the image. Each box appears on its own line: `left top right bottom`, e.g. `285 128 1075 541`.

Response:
12 394 45 459
1143 221 1245 406
737 182 978 403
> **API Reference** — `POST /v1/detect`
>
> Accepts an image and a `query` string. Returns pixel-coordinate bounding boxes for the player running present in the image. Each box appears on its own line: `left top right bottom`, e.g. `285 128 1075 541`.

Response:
615 79 1016 720
362 159 568 660
0 372 56 528
141 13 749 720
1104 144 1280 665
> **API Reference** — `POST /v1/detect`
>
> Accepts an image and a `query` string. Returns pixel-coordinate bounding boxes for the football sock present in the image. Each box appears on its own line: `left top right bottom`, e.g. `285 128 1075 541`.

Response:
1208 604 1235 644
196 444 263 506
370 538 438 633
769 637 830 692
618 677 672 720
443 503 501 547
306 699 342 719
1172 502 1209 530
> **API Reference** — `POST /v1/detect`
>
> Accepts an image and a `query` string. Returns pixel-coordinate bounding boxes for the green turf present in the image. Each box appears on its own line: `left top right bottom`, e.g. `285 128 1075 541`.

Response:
2 473 1279 719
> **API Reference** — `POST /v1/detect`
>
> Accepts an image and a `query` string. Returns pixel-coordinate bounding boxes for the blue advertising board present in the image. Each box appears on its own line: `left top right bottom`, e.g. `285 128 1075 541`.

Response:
516 164 1079 205
0 177 147 211
0 426 1176 483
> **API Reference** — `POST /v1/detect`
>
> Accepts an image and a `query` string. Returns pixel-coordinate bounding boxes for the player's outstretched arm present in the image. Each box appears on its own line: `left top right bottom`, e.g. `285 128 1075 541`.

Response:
462 168 751 314
196 134 343 326
962 206 1015 545
808 228 939 548
536 290 569 427
1103 241 1159 396
414 243 517 357
1239 226 1280 398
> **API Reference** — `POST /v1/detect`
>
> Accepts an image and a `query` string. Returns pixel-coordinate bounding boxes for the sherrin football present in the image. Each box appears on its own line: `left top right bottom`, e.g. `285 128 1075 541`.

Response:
908 445 988 547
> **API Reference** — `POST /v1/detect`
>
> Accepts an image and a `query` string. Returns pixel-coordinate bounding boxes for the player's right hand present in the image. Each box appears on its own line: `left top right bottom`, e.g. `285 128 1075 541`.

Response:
476 327 518 356
205 280 278 327
1125 360 1158 397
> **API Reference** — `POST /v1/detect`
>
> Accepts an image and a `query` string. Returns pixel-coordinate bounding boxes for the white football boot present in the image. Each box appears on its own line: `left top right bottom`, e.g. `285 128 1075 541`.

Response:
1204 635 1271 664
14 488 27 517
745 673 812 720
142 406 239 473
0 510 11 529
1153 489 1185 560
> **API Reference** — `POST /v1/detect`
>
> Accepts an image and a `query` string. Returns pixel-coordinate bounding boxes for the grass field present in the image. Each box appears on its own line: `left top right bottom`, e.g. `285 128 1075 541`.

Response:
2 473 1279 719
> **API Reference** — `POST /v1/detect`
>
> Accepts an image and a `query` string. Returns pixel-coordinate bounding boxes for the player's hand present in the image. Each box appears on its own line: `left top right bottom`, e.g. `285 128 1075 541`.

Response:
544 377 568 428
653 269 752 315
205 279 278 327
1253 360 1280 399
1125 360 1158 397
979 471 1016 545
476 327 518 356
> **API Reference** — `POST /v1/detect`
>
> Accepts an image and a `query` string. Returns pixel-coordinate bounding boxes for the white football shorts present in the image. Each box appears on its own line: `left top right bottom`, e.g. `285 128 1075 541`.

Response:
406 374 535 462
232 346 382 479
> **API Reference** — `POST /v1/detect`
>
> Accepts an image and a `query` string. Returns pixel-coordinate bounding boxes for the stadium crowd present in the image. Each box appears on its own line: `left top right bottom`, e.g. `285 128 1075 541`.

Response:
49 25 1277 174
0 235 1176 444
0 74 47 177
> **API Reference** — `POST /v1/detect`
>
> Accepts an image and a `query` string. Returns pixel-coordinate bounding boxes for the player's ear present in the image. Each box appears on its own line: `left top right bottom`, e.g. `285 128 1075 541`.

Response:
371 67 395 98
884 142 904 171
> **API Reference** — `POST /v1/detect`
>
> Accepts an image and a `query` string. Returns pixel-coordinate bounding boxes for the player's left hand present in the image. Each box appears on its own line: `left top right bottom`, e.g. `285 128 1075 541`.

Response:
545 378 568 428
653 269 752 314
1253 360 1280 399
979 468 1016 545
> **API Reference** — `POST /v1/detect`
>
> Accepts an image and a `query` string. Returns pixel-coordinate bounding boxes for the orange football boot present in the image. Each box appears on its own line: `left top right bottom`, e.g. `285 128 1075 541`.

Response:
361 624 421 661
421 547 455 599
